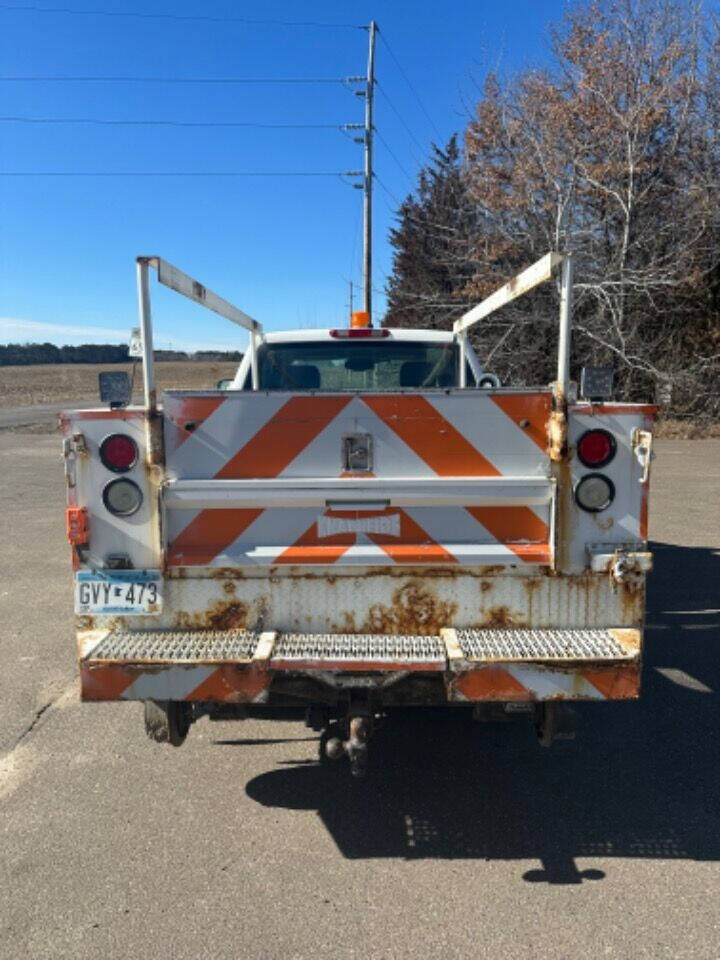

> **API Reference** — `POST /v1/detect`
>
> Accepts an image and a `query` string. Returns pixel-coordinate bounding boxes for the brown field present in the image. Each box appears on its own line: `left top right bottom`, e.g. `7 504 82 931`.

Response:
1 362 718 437
0 361 239 407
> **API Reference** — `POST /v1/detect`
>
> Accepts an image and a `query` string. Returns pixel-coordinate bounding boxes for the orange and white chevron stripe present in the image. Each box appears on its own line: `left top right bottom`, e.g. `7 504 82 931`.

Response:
162 391 553 567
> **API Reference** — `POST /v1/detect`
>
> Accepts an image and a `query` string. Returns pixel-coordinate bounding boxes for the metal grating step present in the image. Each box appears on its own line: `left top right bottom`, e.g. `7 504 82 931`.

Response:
456 628 633 662
86 629 260 663
272 633 446 664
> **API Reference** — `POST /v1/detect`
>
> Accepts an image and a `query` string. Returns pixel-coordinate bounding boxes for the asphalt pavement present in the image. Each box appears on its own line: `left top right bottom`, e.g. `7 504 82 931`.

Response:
1 429 718 959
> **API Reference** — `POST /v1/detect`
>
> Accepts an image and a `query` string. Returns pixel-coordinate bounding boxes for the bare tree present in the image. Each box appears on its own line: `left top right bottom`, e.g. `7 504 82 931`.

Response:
387 0 720 416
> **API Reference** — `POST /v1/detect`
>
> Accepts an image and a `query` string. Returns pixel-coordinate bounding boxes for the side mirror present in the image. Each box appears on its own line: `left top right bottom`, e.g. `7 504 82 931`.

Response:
477 373 501 389
216 378 233 391
98 371 131 409
580 366 614 402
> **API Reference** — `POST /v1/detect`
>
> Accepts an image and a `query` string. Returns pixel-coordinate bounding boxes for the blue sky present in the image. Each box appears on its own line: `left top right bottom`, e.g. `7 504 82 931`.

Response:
0 1 565 351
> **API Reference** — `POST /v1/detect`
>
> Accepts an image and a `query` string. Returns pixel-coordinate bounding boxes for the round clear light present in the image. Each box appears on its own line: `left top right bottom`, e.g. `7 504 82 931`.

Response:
103 478 143 517
575 473 614 512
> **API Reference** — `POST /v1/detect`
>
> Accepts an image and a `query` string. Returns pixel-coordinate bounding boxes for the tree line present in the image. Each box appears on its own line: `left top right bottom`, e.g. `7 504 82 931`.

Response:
0 343 243 366
385 0 720 419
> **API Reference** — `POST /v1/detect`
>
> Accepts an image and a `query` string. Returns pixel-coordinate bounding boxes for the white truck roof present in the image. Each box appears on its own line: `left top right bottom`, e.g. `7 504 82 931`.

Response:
260 328 454 343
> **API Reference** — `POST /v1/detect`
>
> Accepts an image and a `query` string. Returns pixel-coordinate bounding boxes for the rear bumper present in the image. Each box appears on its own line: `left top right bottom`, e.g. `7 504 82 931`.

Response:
79 627 641 703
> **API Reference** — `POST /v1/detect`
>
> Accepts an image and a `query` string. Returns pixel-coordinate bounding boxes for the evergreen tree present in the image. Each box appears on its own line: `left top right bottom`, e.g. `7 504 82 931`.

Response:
384 135 476 329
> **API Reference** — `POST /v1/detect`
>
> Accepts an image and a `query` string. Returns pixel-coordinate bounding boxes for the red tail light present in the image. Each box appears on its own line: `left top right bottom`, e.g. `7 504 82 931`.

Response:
577 429 616 468
329 328 390 338
100 433 138 473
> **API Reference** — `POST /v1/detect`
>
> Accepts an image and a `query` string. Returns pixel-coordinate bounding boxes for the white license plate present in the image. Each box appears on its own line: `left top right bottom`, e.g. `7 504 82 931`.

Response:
75 571 162 615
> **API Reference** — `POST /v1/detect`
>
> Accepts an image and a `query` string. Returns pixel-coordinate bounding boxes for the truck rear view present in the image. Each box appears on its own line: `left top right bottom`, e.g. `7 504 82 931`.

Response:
61 253 655 775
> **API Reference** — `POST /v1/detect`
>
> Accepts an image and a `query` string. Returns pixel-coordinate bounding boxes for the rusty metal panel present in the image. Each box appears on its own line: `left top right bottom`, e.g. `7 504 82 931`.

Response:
76 566 646 638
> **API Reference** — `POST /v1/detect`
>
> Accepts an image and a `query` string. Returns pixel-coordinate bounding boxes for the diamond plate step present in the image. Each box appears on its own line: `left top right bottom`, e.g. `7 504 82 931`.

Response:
271 633 446 668
455 628 635 662
86 629 260 663
84 627 637 669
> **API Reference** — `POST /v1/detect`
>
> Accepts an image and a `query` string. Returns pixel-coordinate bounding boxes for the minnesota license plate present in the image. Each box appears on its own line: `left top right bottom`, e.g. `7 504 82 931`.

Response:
75 570 162 615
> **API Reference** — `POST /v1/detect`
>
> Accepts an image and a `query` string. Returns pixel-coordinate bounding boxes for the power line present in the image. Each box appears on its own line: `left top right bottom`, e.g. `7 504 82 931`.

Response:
374 128 415 187
375 173 405 208
0 171 349 177
379 32 443 141
376 84 426 161
0 115 351 129
0 4 364 28
0 74 351 84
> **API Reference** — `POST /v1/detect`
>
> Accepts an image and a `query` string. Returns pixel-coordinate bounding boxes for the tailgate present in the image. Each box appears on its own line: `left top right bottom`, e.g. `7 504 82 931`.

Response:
162 390 553 568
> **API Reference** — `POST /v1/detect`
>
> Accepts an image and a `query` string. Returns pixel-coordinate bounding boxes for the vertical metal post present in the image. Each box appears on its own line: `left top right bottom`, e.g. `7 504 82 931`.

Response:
136 257 156 413
249 330 259 391
363 20 376 324
556 253 574 396
458 336 467 387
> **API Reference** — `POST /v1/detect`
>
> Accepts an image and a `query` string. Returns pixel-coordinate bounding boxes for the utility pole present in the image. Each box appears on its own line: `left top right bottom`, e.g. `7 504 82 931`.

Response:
363 20 376 324
348 279 354 322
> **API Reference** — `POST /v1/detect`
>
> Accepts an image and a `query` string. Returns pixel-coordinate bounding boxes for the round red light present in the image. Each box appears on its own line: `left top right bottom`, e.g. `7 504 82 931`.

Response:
100 433 138 473
576 429 616 468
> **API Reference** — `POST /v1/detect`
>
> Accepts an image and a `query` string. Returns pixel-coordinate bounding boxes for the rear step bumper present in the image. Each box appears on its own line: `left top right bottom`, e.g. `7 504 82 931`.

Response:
80 627 641 703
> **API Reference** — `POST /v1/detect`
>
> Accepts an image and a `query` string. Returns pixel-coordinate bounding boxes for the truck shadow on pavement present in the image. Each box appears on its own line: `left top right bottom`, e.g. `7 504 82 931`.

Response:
244 542 720 883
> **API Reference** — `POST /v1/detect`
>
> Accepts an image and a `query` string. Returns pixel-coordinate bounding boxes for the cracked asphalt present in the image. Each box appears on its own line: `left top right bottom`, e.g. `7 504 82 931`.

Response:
1 430 719 959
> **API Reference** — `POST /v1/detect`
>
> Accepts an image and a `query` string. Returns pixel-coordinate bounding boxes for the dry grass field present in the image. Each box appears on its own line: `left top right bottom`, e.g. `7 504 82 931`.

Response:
1 361 717 437
0 361 239 408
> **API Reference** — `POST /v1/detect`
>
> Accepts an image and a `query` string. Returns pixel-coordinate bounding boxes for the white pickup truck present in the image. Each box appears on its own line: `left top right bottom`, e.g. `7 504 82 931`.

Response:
61 253 655 775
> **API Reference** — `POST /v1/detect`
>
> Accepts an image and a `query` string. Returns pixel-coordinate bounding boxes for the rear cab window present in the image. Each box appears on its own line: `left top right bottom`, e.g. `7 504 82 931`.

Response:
245 339 471 390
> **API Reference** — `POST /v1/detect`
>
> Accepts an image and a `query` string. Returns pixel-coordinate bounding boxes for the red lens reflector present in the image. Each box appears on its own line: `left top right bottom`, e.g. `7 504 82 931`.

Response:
577 429 615 468
329 328 390 338
100 433 138 473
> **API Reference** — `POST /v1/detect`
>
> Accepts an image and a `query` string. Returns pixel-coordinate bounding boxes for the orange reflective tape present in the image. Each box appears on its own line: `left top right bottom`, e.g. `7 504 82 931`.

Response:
581 664 640 699
368 508 457 564
490 393 550 452
81 664 137 701
466 506 549 543
362 395 499 476
454 667 528 701
506 543 552 564
165 396 225 447
189 665 271 702
216 395 351 479
167 508 262 565
466 506 550 563
275 517 355 565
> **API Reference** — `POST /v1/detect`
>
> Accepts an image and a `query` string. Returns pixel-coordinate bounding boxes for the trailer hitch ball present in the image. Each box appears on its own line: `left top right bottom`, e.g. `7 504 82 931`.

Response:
324 737 345 761
322 715 373 777
347 716 371 777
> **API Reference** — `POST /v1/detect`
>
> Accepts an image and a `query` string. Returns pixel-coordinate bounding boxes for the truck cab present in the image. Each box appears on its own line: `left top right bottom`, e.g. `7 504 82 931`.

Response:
228 327 491 393
62 254 655 775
